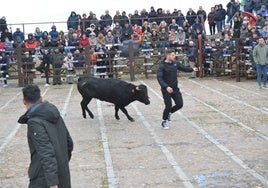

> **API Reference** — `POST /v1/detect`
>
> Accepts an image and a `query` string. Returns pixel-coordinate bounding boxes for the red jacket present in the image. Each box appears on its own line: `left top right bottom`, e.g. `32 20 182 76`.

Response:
79 37 90 47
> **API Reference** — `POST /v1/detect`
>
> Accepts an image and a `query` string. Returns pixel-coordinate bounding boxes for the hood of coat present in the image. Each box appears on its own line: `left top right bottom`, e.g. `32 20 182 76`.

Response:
18 101 61 124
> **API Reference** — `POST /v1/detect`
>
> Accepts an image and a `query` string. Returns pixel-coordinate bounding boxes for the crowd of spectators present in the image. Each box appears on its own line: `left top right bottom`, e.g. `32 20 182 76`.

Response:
0 1 268 86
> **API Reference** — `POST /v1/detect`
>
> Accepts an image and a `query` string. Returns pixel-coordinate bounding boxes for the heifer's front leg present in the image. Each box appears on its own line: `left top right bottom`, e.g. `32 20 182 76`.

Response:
114 106 120 120
80 98 94 119
120 107 134 122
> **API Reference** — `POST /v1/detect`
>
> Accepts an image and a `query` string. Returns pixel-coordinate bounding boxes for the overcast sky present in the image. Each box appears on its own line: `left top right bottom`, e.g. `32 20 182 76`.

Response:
2 0 229 34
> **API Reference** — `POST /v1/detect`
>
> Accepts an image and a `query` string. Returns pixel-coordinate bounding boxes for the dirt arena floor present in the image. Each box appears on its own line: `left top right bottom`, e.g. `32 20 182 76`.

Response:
0 74 267 188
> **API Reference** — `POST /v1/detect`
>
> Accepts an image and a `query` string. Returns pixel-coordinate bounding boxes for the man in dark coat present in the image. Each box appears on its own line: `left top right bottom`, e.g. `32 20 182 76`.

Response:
157 49 198 129
18 84 73 188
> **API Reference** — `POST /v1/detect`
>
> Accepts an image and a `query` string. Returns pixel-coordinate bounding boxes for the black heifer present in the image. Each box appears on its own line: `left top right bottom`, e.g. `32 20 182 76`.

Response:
77 77 150 121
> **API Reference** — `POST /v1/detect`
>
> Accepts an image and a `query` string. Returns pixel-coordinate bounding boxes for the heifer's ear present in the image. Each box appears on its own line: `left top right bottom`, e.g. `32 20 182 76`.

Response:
136 86 141 91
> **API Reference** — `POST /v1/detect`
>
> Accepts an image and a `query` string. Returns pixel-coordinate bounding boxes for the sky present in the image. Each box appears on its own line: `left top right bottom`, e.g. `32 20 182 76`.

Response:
1 0 229 34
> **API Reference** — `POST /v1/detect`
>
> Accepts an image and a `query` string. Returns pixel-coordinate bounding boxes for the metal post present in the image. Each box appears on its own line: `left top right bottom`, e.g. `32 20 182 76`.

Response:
128 41 135 81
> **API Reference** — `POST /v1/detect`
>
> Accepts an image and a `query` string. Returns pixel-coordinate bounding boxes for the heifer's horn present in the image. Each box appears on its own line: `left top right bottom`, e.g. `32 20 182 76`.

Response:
136 86 141 91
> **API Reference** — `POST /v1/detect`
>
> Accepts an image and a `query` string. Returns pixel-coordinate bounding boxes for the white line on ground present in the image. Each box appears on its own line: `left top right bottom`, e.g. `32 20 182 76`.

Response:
183 91 268 140
96 100 118 188
131 103 194 188
186 79 268 115
213 79 268 98
142 81 268 187
0 92 21 111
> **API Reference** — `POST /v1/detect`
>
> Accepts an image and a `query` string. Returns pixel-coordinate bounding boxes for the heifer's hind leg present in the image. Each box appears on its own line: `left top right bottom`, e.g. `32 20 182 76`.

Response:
120 106 134 122
80 97 94 119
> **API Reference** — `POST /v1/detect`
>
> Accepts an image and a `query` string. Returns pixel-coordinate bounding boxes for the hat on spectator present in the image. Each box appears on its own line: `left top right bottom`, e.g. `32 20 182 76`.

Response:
89 32 96 36
178 27 183 31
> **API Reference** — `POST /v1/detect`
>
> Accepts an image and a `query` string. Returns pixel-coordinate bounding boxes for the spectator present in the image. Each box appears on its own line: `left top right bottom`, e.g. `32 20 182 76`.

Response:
63 52 75 84
255 13 265 37
105 30 114 45
165 9 172 26
186 8 197 26
42 49 52 86
240 22 251 38
13 28 25 45
21 51 35 85
257 5 268 17
186 40 198 78
0 16 7 33
79 33 90 48
253 37 268 89
0 52 10 87
86 24 97 37
177 27 186 45
49 25 59 41
168 30 178 48
182 20 190 33
208 7 216 35
140 8 149 24
148 6 158 24
151 30 159 49
101 10 113 30
233 14 243 38
158 27 170 51
113 10 121 25
219 4 227 31
89 32 97 47
68 32 80 49
253 0 262 15
158 20 168 32
0 28 12 42
90 14 100 29
34 27 43 41
81 13 90 31
175 10 186 27
112 22 122 44
156 8 166 25
151 21 159 32
24 33 38 55
262 14 268 36
244 0 254 13
197 6 207 23
186 27 196 40
141 29 152 50
73 49 85 72
44 35 58 50
121 21 134 42
67 11 79 30
226 0 240 28
120 11 129 28
131 10 142 26
131 28 142 45
192 18 204 35
96 32 106 52
142 21 151 33
52 48 64 85
168 19 179 32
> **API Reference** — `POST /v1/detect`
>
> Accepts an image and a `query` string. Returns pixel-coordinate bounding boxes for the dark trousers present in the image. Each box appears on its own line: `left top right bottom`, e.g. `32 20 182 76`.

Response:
209 24 216 35
161 87 183 120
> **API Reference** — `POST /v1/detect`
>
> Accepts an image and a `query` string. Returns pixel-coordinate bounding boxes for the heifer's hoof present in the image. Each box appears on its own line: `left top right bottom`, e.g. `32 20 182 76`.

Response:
83 114 86 119
116 117 120 120
90 115 94 119
129 118 135 122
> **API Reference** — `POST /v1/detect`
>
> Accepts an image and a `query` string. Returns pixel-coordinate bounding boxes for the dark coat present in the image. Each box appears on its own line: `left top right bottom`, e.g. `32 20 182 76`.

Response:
157 59 193 89
18 101 73 188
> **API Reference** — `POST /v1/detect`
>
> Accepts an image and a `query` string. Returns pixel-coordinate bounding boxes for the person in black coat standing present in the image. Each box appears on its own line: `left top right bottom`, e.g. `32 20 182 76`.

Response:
157 49 198 129
18 85 73 188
